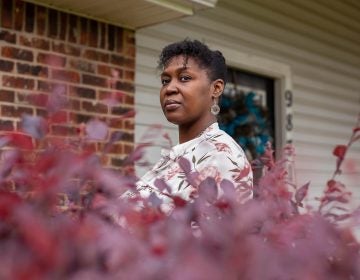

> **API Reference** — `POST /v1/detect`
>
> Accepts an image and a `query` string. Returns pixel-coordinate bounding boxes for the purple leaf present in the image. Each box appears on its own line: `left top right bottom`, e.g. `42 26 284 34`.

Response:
220 179 236 198
178 156 191 174
86 119 109 140
154 178 171 193
148 192 163 208
295 181 310 205
21 114 47 139
198 177 218 203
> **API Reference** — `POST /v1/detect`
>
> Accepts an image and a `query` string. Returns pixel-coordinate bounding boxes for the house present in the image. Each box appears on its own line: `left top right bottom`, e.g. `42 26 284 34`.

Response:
1 0 359 206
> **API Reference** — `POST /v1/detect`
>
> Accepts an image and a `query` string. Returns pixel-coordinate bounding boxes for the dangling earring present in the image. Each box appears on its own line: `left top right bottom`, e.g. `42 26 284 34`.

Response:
210 98 220 115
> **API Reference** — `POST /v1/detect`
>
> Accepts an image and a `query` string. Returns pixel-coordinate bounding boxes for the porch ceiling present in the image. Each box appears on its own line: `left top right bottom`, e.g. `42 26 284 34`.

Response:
24 0 218 29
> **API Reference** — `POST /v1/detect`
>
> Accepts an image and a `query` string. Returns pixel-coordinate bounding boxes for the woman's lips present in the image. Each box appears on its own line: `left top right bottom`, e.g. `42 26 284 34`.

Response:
164 100 181 111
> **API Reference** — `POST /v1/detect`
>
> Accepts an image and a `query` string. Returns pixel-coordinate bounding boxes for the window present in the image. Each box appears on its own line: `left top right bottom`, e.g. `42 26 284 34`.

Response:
219 68 275 161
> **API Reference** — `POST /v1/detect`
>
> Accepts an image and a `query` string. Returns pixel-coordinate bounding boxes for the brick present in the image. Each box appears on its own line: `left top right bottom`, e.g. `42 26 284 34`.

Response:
68 14 78 43
51 124 77 136
121 132 134 142
71 113 92 124
97 65 122 77
82 142 98 153
38 80 66 94
52 69 80 83
103 143 123 154
123 143 133 154
108 25 115 51
0 59 14 72
21 92 48 107
125 45 135 58
33 38 50 50
0 120 14 131
124 58 135 69
59 12 67 40
108 118 123 129
80 17 88 45
111 55 135 69
1 0 13 28
100 23 106 49
36 5 46 35
16 92 28 103
110 54 124 66
70 59 95 73
69 98 80 110
89 19 98 47
115 81 134 92
2 76 35 90
48 111 68 124
19 35 31 47
0 30 16 44
82 100 108 114
111 106 131 116
14 0 24 31
36 108 47 118
111 157 124 167
37 53 66 67
83 49 109 62
52 42 81 56
82 74 107 87
2 47 33 62
25 2 35 33
124 120 134 130
124 94 134 105
69 86 95 99
30 38 50 50
48 9 58 38
124 70 134 81
17 63 48 77
1 105 33 117
0 90 15 102
115 27 123 53
124 29 135 45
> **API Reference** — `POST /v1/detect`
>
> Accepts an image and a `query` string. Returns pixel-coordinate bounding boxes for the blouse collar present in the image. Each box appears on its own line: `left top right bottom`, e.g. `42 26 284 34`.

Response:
161 122 220 158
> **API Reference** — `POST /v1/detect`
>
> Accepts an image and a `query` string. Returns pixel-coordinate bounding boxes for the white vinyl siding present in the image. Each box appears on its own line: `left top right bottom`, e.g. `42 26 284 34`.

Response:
135 0 360 206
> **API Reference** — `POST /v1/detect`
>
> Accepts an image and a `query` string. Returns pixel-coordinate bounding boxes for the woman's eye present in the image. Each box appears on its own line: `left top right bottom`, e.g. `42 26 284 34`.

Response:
180 76 191 82
161 78 170 85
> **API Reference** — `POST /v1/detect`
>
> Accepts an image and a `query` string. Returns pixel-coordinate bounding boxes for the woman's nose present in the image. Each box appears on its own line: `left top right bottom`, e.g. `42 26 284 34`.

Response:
165 80 178 95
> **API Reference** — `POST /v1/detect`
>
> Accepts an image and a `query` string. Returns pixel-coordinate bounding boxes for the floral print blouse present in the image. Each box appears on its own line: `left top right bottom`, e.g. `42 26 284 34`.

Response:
135 123 253 211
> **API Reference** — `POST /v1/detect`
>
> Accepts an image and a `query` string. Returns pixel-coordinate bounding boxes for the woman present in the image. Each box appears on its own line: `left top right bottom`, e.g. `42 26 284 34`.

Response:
135 39 253 211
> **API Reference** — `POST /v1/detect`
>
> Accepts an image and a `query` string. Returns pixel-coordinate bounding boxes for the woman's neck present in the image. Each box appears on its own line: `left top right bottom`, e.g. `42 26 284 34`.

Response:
178 118 217 144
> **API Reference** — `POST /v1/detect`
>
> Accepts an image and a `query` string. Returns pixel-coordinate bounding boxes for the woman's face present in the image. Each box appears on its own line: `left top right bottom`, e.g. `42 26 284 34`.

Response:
160 55 221 127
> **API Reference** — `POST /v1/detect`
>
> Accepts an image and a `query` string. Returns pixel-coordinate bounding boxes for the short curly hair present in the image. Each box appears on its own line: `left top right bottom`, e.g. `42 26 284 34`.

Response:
158 39 227 84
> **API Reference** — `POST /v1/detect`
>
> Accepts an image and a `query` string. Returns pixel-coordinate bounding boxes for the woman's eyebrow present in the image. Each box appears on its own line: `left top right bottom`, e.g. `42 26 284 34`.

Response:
161 65 190 76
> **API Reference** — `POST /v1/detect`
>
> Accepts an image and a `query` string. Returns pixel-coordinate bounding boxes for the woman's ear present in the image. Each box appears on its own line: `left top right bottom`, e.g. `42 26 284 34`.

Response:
212 79 225 98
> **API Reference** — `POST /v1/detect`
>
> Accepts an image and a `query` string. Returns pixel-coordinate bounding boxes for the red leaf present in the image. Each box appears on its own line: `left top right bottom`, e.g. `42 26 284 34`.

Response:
8 132 34 149
49 111 68 123
172 195 187 208
0 191 22 219
236 164 251 181
333 145 347 159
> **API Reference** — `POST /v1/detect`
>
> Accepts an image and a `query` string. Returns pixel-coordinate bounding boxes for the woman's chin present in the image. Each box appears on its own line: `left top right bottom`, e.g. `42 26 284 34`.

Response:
165 114 182 125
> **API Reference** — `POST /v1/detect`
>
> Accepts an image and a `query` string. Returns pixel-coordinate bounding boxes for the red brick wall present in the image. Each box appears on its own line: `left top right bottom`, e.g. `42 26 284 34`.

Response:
0 0 135 169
